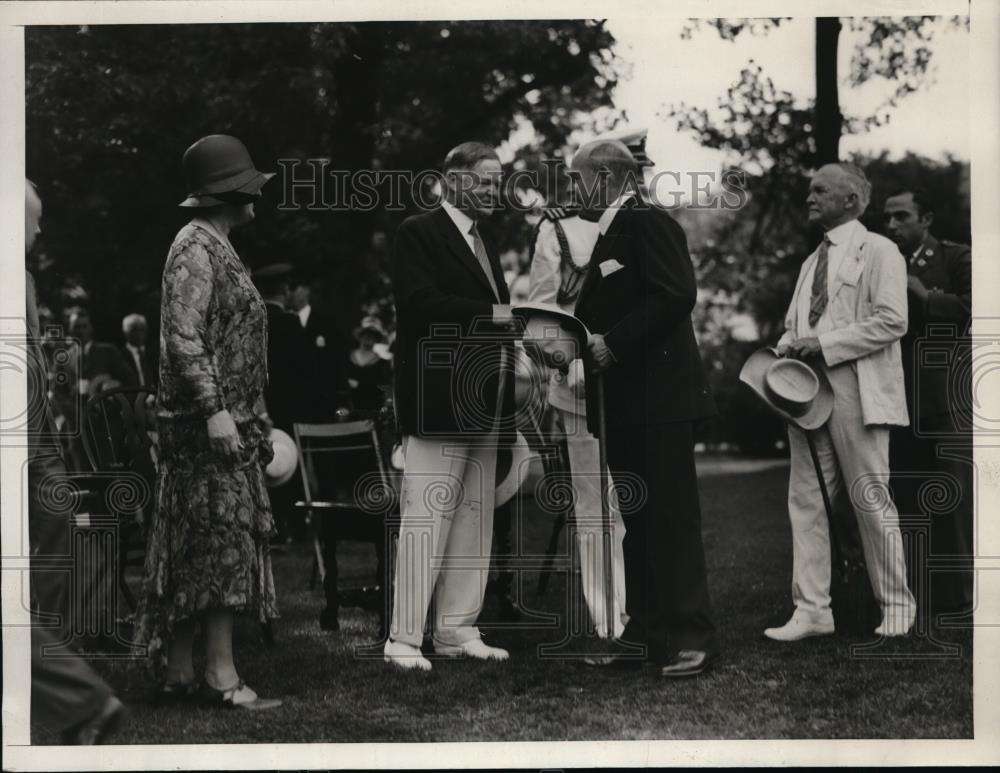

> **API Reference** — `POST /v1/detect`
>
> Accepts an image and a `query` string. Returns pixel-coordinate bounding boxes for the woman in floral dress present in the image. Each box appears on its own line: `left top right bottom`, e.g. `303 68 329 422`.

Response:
135 135 281 710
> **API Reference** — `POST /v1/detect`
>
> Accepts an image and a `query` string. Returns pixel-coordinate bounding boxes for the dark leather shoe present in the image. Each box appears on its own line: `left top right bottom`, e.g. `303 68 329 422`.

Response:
62 695 126 745
583 638 647 668
659 650 716 678
153 679 199 703
319 608 340 632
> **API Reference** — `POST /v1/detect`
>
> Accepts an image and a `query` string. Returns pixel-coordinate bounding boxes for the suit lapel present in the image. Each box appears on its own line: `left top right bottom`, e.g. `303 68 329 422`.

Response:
435 207 500 300
576 205 629 309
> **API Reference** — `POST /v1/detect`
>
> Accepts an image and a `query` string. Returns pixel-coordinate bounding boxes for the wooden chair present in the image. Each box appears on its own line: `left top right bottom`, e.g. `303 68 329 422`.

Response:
293 418 399 634
79 385 157 614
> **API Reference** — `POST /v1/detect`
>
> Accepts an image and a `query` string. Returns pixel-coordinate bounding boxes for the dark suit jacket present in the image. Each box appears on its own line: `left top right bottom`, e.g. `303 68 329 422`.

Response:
901 234 972 421
264 301 309 431
120 344 157 388
574 199 716 432
83 341 136 388
300 308 349 420
391 206 516 440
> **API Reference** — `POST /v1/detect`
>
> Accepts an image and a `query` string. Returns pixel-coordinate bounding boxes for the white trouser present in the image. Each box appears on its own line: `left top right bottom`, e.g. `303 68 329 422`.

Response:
389 434 498 647
557 407 627 639
786 361 916 629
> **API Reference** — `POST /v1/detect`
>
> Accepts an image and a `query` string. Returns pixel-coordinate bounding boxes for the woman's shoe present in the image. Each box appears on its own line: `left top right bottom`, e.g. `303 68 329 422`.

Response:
153 679 200 703
200 679 282 711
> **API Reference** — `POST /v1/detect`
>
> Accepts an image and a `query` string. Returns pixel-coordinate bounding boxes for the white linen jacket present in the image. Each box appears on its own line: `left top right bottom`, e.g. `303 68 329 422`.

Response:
778 221 910 427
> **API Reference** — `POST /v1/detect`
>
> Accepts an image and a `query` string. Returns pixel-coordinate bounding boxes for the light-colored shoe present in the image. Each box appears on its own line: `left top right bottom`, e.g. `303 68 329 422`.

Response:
763 617 835 642
874 620 914 637
384 639 432 671
434 638 509 661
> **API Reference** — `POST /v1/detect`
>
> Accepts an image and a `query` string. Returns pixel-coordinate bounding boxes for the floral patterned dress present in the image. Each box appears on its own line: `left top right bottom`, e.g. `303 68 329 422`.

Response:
134 221 278 664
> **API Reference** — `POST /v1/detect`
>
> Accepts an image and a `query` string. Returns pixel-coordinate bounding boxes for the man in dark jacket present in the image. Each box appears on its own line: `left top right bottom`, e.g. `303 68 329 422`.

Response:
254 263 309 542
25 179 125 743
884 188 973 616
385 142 518 671
572 139 719 677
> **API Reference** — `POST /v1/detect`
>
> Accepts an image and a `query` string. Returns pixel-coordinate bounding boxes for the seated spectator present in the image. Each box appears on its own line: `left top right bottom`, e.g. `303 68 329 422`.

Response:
121 313 157 387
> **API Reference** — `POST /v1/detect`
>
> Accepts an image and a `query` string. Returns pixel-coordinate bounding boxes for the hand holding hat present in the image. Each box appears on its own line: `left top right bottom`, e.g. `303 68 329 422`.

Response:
782 336 822 361
739 347 833 430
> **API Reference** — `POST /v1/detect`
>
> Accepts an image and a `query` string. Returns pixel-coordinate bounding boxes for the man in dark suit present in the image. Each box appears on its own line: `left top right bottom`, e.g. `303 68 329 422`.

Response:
254 263 310 543
59 309 137 470
572 139 719 677
120 313 157 387
25 180 125 743
884 188 973 616
385 141 518 671
289 274 350 419
68 310 136 392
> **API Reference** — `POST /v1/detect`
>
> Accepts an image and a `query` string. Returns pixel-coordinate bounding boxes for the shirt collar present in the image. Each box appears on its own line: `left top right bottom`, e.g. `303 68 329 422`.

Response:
126 342 143 352
441 199 475 238
598 192 635 235
824 218 860 246
297 304 311 327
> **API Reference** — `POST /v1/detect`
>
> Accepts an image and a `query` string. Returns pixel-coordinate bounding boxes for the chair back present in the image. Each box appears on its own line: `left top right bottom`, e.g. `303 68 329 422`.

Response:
293 419 397 515
81 386 158 480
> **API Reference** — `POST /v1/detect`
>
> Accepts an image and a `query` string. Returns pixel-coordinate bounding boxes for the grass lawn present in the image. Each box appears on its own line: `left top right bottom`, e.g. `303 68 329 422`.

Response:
90 461 973 742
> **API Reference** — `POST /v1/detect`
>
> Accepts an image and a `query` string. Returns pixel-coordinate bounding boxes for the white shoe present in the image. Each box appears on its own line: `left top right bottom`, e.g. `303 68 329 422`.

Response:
435 638 509 661
874 620 914 637
383 639 432 671
764 617 835 642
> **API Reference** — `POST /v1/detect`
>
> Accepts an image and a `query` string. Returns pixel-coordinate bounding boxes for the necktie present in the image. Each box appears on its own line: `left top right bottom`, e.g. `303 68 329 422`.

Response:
808 235 832 327
469 221 500 301
133 346 146 386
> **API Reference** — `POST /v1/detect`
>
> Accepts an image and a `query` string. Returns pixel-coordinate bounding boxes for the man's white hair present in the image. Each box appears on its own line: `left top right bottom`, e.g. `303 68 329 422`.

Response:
830 162 872 214
122 313 147 333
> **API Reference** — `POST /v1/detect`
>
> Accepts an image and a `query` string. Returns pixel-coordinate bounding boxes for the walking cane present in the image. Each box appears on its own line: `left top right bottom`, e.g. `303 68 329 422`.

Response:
804 428 851 584
594 370 615 640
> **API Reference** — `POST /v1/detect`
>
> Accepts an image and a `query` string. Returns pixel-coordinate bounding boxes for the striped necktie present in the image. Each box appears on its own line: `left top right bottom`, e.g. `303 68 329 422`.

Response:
469 221 500 301
808 235 832 327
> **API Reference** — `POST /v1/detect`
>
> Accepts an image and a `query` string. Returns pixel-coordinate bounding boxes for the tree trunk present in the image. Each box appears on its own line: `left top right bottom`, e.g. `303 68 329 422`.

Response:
323 23 385 334
814 17 842 165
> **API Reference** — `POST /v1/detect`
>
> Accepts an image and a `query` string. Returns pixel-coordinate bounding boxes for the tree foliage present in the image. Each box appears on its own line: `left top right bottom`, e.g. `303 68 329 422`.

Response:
669 16 969 451
26 21 618 339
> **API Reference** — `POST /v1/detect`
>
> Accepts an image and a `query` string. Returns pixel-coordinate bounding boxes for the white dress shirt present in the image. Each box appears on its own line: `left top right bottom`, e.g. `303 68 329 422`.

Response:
597 191 635 235
440 199 508 321
441 199 476 254
297 304 312 328
795 219 861 339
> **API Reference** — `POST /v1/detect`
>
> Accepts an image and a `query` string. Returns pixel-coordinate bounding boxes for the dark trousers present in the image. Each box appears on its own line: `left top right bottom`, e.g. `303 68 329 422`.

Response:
28 452 113 740
606 420 718 662
890 413 974 614
320 515 386 617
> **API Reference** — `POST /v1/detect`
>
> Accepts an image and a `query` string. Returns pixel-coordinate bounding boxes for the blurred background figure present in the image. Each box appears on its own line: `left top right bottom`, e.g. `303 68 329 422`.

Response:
347 315 393 413
883 187 973 617
134 134 281 710
56 307 135 470
254 262 310 543
120 313 157 387
25 179 126 744
289 271 350 418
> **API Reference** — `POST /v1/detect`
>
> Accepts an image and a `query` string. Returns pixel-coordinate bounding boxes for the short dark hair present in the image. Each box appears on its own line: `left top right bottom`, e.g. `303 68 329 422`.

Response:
887 186 934 217
443 142 499 173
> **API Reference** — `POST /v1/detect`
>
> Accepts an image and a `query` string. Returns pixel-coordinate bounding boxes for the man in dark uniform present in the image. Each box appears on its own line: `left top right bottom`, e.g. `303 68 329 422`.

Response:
572 140 719 677
884 187 973 616
253 263 309 543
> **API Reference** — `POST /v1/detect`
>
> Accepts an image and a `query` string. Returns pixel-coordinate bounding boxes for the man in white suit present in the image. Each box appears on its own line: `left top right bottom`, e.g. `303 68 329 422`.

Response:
766 162 916 641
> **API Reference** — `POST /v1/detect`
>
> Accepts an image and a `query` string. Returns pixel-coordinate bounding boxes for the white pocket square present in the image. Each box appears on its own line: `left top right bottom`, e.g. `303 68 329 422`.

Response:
599 259 625 277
